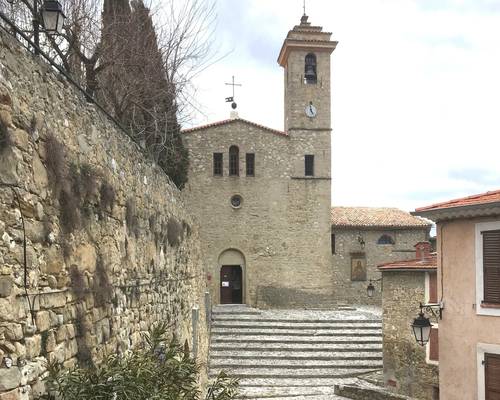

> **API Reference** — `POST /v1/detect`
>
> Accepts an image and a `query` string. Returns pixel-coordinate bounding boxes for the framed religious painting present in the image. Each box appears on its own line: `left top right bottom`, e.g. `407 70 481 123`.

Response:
351 253 367 281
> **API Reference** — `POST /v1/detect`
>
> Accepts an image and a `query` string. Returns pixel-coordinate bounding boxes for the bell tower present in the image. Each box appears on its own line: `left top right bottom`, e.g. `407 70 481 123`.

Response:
278 14 337 132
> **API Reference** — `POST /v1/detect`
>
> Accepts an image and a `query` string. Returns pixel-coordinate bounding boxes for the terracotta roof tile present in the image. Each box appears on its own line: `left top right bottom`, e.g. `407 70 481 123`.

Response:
331 207 431 228
378 254 437 271
181 118 288 137
415 190 500 213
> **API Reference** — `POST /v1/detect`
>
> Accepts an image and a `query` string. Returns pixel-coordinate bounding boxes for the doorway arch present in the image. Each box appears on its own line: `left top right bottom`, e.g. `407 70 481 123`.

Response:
218 249 245 304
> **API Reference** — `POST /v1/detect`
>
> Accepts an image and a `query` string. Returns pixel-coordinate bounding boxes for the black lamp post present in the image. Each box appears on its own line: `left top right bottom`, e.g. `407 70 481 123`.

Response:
40 0 65 33
411 310 432 346
367 282 375 298
411 302 444 346
366 277 382 298
27 0 66 55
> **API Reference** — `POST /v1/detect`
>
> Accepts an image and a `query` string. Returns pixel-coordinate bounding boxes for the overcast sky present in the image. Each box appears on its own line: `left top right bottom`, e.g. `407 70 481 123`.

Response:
187 0 500 211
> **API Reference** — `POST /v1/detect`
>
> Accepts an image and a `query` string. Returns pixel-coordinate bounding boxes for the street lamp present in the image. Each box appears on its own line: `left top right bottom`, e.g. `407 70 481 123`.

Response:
5 0 66 54
367 282 375 298
366 277 382 298
411 310 432 346
40 0 66 34
411 302 444 346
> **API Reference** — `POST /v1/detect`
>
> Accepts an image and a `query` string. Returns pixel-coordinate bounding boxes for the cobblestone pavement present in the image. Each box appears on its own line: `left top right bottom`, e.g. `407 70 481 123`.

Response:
209 305 383 399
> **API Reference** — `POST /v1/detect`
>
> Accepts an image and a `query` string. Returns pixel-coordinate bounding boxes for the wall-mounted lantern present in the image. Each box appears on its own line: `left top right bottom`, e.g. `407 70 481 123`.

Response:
40 0 66 34
357 235 365 249
411 302 444 346
366 277 382 298
4 0 66 55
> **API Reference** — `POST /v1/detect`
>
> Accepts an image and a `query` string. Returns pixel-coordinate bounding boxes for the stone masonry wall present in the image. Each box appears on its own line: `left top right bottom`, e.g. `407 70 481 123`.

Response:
0 31 208 399
382 271 439 400
183 120 333 308
332 228 429 305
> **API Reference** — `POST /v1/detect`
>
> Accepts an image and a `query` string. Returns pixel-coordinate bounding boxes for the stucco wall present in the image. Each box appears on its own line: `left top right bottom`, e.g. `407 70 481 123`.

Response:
332 228 429 304
381 271 439 399
437 217 500 400
0 31 208 398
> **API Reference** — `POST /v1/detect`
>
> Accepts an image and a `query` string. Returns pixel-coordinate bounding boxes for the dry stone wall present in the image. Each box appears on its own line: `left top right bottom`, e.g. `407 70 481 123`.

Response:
0 31 208 399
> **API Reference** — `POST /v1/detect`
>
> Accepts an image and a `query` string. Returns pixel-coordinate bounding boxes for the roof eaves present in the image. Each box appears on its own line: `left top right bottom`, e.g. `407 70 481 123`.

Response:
331 223 431 230
412 202 500 222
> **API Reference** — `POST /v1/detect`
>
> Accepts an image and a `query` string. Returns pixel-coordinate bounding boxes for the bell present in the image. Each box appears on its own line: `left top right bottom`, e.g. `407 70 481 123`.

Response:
305 65 316 82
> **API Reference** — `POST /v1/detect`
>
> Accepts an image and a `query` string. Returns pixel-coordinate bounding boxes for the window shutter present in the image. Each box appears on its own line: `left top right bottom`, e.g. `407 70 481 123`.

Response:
483 230 500 304
429 327 438 362
485 353 500 400
428 272 438 303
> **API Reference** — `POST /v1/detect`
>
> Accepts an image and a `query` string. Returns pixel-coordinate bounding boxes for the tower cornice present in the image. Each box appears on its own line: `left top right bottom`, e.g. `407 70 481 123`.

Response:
278 39 337 67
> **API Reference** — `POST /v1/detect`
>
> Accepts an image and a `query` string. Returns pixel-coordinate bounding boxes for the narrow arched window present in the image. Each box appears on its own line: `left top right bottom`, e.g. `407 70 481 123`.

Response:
229 145 239 176
377 234 395 245
305 53 317 84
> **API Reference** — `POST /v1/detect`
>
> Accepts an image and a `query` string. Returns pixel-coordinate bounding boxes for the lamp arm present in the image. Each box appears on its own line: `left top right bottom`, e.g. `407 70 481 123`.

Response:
419 302 444 322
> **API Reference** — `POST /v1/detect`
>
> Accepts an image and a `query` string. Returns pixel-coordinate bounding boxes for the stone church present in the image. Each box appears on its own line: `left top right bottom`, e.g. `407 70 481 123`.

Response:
182 14 336 308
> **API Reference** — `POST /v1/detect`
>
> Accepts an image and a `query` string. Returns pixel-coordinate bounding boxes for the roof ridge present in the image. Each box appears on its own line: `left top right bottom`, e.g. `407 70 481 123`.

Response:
181 117 287 137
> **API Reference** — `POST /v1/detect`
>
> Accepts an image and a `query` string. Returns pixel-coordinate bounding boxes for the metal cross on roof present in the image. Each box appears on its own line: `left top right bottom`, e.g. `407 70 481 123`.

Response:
225 75 242 109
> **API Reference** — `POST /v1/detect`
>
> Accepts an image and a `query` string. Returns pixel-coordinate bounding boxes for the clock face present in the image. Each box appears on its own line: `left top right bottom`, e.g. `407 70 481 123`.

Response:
305 103 317 118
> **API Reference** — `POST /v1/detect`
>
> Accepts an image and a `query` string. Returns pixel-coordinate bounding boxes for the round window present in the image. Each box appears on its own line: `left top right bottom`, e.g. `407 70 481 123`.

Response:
230 194 243 208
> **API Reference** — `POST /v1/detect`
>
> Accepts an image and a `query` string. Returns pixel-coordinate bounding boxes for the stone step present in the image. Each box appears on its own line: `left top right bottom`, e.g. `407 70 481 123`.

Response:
212 321 381 329
210 358 383 369
334 384 413 399
236 376 367 388
211 327 382 336
210 342 382 351
211 335 382 344
237 395 349 400
212 316 381 323
208 367 380 379
212 310 262 316
210 350 382 360
237 384 350 399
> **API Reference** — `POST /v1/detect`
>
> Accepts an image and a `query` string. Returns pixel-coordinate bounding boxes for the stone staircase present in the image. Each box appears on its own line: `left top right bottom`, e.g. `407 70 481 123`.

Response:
208 305 383 399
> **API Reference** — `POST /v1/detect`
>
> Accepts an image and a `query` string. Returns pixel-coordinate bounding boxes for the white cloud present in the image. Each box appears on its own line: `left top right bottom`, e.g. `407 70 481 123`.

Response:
188 0 500 211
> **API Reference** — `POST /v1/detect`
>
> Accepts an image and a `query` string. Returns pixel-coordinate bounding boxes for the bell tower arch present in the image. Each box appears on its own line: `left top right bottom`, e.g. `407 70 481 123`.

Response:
278 14 337 132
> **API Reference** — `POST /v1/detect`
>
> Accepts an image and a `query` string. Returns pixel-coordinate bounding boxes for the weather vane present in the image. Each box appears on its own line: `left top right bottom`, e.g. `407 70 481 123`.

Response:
225 75 242 110
303 0 306 15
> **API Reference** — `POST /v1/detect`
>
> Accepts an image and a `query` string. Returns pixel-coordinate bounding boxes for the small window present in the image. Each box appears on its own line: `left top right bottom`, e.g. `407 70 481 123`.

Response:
213 153 223 176
377 234 395 245
331 233 336 254
304 53 317 84
246 153 255 176
482 230 500 304
305 155 314 176
229 146 239 176
230 194 242 208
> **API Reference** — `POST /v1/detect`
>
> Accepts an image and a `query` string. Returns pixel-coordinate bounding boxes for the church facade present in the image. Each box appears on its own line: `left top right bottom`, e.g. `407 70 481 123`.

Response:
182 15 337 308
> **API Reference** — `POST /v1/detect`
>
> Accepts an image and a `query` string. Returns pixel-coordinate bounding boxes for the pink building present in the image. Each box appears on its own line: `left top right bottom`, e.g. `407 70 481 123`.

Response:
414 190 500 400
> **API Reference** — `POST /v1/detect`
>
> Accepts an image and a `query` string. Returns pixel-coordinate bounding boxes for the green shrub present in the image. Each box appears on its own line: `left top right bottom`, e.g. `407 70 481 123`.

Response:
42 323 238 400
